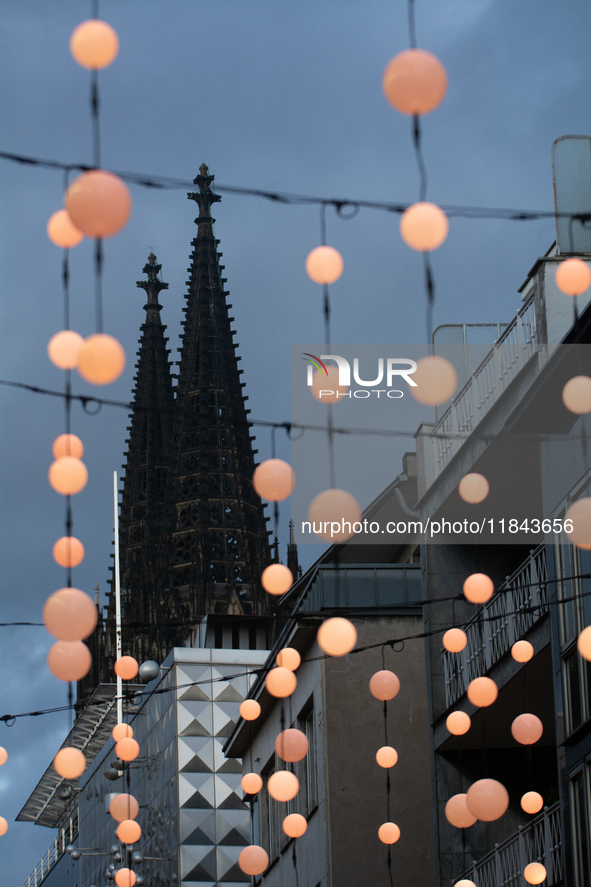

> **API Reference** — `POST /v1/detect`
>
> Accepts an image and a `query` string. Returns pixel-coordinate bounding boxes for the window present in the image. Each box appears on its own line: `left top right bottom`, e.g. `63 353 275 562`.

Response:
297 698 318 816
570 765 591 887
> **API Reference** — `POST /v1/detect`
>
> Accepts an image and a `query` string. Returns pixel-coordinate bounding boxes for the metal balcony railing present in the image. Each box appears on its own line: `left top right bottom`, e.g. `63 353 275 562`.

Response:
433 294 538 478
459 802 563 887
443 545 548 709
22 810 78 887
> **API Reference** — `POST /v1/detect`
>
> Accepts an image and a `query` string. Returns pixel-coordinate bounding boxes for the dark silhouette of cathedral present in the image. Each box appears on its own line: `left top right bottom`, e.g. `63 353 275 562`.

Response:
79 165 285 706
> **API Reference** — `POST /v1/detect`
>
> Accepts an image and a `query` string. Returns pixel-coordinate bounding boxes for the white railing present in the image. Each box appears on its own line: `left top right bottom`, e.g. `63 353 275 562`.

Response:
459 802 562 887
433 295 539 478
22 811 78 887
443 545 548 708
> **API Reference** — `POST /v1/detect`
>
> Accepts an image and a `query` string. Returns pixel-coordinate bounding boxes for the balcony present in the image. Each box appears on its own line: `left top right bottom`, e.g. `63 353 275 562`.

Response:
21 810 78 887
459 802 563 887
443 545 548 709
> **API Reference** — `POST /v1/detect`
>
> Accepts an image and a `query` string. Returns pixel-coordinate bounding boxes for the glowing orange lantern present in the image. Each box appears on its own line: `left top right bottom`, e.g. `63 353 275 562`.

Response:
566 498 591 549
317 617 357 656
253 459 295 501
114 868 136 887
446 711 471 736
117 819 141 844
400 202 448 252
261 564 293 596
43 588 97 640
521 792 544 814
275 729 309 762
311 365 349 403
305 246 344 284
109 793 139 822
369 670 400 701
378 822 401 844
467 676 498 707
512 640 534 663
524 863 547 885
265 667 297 698
276 648 301 670
376 746 398 768
112 724 133 742
454 881 477 887
308 489 362 541
283 813 307 838
238 846 269 876
114 656 139 680
466 778 509 821
458 473 489 504
562 376 591 414
555 258 591 296
115 738 140 762
66 171 131 239
52 537 86 569
49 457 88 495
0 818 7 836
511 713 543 745
445 793 477 828
48 330 85 370
463 573 494 604
578 626 591 661
52 434 84 460
70 19 119 69
443 628 467 652
382 49 447 115
0 748 7 766
241 773 263 794
268 770 299 802
54 747 86 778
239 699 261 721
48 640 92 681
409 355 457 406
47 209 84 248
77 333 126 385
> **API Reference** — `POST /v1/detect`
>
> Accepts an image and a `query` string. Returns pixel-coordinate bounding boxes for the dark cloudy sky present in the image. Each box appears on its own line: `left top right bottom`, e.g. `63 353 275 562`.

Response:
0 0 589 883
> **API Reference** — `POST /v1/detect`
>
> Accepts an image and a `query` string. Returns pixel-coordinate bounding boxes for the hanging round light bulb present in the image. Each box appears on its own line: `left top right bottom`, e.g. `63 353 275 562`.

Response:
400 202 449 251
523 863 547 885
48 457 88 496
66 171 131 239
112 724 133 742
466 778 509 821
565 498 591 549
511 713 543 745
445 793 477 828
467 676 498 707
115 738 140 762
0 748 7 766
555 258 591 296
382 49 447 115
305 246 344 284
409 355 458 406
77 333 126 385
512 640 534 663
239 699 261 721
114 656 139 680
458 473 489 504
276 648 301 670
376 746 398 768
521 792 544 814
454 881 477 887
283 813 307 838
275 729 309 762
43 587 98 640
53 536 85 569
241 773 263 794
253 459 295 501
369 670 400 701
70 19 119 69
238 846 269 876
268 771 299 802
48 330 85 370
114 868 137 887
443 628 467 652
310 365 349 403
52 434 84 460
378 822 401 844
0 818 7 836
48 640 92 681
317 617 357 656
562 376 591 414
265 667 297 698
261 564 293 596
109 793 139 822
308 489 362 542
47 209 84 248
54 747 86 778
463 573 494 604
446 711 471 736
117 820 141 844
